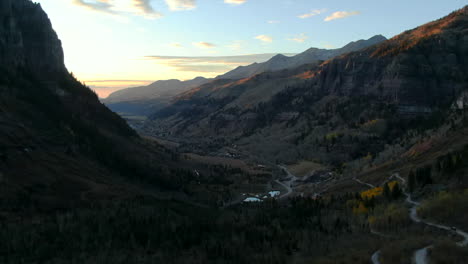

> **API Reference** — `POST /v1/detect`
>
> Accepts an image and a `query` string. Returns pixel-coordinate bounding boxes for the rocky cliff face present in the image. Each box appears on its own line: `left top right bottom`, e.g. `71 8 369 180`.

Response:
312 6 468 108
0 0 65 78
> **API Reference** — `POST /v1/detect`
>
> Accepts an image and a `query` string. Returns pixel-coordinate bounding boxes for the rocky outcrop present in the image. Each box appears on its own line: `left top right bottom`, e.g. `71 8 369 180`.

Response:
0 0 65 78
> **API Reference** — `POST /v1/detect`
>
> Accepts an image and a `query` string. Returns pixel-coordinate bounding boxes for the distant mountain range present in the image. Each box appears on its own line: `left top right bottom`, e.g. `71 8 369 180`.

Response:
216 35 387 80
104 35 387 117
102 77 211 116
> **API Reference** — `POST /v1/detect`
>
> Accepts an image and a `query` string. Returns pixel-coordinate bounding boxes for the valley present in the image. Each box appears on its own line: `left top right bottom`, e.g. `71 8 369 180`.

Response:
1 1 468 263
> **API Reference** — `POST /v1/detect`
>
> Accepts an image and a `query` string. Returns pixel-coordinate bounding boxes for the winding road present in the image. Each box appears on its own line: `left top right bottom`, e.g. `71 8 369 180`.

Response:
357 173 468 264
393 173 468 264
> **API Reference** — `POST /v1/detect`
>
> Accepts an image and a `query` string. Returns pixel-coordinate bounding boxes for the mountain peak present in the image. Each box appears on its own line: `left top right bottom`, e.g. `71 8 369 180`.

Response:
369 34 387 42
271 54 288 60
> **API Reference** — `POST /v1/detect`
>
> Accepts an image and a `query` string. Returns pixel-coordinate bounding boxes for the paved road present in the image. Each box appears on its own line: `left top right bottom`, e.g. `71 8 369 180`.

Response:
275 165 298 199
353 177 375 188
371 250 381 264
414 246 433 264
392 173 468 264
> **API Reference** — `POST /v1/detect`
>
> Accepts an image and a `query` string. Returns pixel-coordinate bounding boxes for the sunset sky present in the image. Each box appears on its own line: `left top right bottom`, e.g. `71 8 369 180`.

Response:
36 0 466 98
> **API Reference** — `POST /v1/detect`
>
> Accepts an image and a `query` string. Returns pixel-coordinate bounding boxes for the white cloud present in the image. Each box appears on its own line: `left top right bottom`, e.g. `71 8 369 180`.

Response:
324 11 361 21
288 33 308 43
267 20 280 24
193 42 216 49
224 0 247 5
298 9 326 19
164 0 196 11
255 35 273 43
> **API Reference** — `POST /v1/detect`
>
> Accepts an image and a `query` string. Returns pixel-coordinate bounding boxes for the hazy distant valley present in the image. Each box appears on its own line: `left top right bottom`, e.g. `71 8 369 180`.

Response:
1 1 468 263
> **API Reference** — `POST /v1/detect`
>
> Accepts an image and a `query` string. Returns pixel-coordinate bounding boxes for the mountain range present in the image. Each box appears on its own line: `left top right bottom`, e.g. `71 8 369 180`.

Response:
146 6 468 164
216 35 387 80
103 35 387 117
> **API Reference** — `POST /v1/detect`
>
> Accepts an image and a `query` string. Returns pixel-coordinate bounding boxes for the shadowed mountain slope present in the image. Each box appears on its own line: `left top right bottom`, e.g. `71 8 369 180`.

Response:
0 0 191 213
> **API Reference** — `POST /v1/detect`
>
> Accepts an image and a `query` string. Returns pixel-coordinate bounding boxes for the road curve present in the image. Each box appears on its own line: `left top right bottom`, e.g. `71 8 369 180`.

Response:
393 173 468 264
363 173 468 264
371 250 381 264
413 246 433 264
276 165 298 199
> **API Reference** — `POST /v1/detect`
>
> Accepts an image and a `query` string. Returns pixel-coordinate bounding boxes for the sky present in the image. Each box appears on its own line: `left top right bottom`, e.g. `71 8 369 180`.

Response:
35 0 467 98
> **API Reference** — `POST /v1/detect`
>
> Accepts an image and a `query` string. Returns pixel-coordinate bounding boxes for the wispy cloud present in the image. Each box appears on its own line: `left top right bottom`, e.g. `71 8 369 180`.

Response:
131 0 163 19
288 33 308 43
224 0 247 5
144 54 295 73
170 42 184 48
255 35 273 43
72 0 163 19
71 0 115 14
164 0 196 11
267 20 280 24
324 11 361 21
193 42 216 49
298 9 326 19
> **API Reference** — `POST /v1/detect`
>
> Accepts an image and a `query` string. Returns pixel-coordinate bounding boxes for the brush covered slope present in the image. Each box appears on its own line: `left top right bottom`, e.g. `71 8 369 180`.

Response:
147 6 468 165
0 0 189 214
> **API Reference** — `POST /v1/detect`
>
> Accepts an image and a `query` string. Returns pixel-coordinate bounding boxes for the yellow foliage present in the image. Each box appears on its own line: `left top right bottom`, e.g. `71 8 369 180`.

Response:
361 186 383 199
388 181 399 191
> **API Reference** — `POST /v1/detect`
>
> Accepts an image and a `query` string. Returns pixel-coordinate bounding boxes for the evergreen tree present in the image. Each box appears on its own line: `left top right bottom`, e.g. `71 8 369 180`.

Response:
408 170 416 193
383 183 391 200
391 182 402 199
